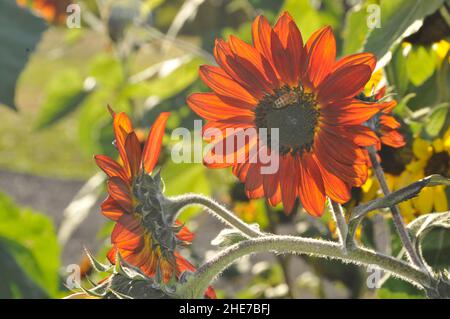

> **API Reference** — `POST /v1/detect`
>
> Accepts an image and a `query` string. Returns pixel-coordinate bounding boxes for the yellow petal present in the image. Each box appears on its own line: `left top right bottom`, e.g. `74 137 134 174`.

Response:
433 186 448 212
364 69 383 95
432 40 450 61
444 127 450 152
399 200 415 222
413 138 432 160
432 138 444 153
385 174 396 191
406 159 425 174
412 187 433 214
361 176 374 193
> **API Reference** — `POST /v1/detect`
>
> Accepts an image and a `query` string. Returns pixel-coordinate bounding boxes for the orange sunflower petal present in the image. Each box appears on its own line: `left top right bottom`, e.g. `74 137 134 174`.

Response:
101 196 126 221
274 12 305 84
228 36 278 95
175 221 195 243
321 99 381 125
305 26 336 88
332 52 376 73
315 157 351 204
380 114 401 129
187 92 254 121
280 155 298 214
199 65 258 105
252 15 275 66
111 214 145 251
124 132 142 179
381 130 406 148
94 155 128 181
297 154 326 217
318 64 372 102
142 112 170 174
107 176 133 213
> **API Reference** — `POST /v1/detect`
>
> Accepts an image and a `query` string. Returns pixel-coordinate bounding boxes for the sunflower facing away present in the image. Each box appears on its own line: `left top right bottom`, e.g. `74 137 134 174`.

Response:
188 12 395 216
358 85 406 149
94 109 215 298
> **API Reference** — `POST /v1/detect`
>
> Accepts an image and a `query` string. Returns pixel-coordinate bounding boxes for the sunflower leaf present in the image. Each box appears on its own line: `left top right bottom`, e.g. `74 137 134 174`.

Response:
0 193 60 298
34 70 95 130
424 104 449 138
408 212 450 241
0 0 47 109
83 247 111 273
347 175 450 244
407 211 450 269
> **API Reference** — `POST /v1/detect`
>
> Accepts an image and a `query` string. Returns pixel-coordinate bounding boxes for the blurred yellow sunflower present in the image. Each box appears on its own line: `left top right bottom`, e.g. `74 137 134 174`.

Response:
394 128 450 221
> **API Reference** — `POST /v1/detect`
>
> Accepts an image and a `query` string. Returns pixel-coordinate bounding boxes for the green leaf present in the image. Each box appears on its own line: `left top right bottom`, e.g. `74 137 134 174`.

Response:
124 57 204 101
424 104 449 138
407 211 450 242
281 0 341 40
0 0 48 109
35 70 93 130
0 240 48 298
363 0 444 61
421 228 450 269
407 211 450 268
77 54 126 155
386 45 410 96
342 2 370 55
0 192 61 298
377 287 423 299
406 46 436 86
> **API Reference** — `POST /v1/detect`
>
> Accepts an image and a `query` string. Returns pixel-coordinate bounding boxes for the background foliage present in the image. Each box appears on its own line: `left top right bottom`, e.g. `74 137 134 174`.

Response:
0 0 448 298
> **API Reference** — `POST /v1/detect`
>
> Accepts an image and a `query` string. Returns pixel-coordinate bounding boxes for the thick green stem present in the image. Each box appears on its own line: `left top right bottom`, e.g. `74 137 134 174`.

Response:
179 235 432 299
329 200 348 247
366 146 425 269
265 202 295 298
167 194 263 238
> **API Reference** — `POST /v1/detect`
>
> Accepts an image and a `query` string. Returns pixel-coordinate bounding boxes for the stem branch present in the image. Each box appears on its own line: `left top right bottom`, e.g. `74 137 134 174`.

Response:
366 146 424 269
180 235 431 299
329 200 348 247
167 194 263 238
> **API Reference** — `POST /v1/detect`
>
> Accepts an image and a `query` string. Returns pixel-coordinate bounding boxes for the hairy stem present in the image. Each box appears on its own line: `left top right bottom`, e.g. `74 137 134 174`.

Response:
366 146 424 269
167 194 263 238
179 235 432 299
265 202 295 298
329 200 348 247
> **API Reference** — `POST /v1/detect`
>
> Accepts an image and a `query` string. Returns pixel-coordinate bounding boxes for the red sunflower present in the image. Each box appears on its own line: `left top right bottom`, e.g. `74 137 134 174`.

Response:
188 12 391 216
95 109 215 298
359 86 406 148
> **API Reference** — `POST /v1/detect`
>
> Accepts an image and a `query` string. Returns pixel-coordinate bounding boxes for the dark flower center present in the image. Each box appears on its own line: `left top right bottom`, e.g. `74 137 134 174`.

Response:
380 145 414 175
254 85 319 155
424 151 450 177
